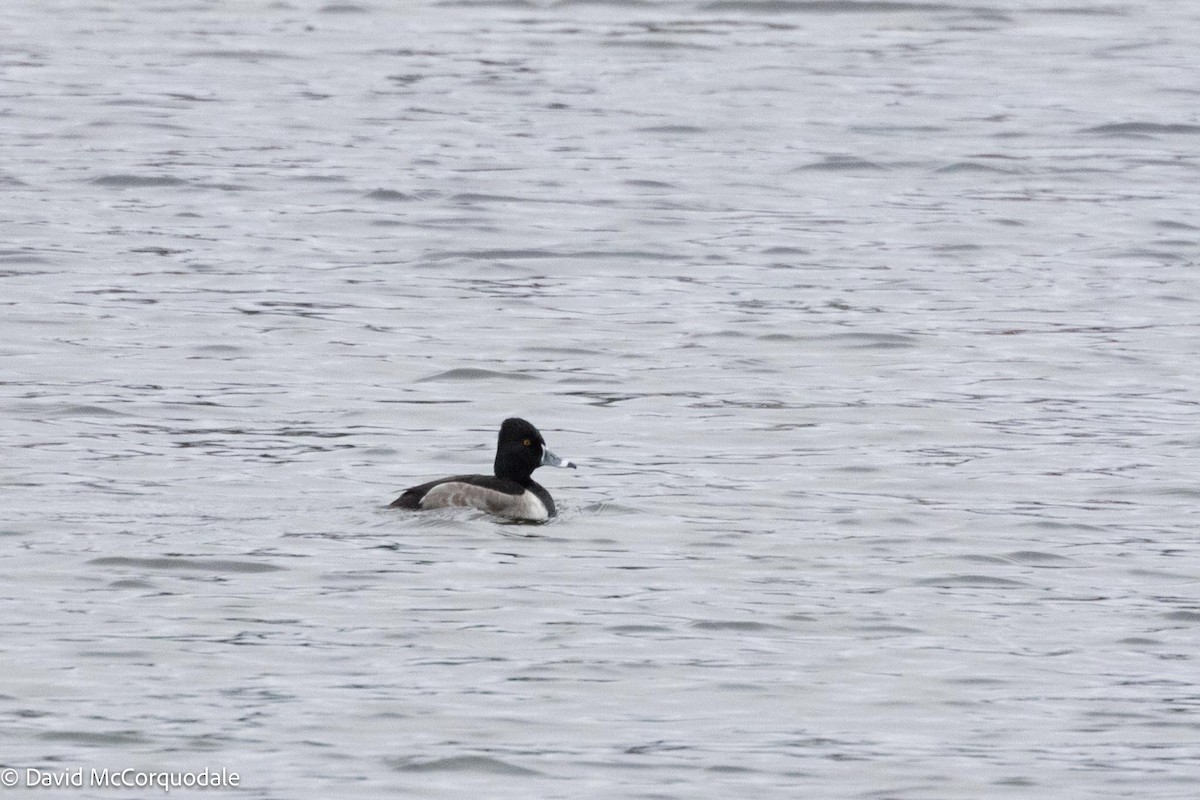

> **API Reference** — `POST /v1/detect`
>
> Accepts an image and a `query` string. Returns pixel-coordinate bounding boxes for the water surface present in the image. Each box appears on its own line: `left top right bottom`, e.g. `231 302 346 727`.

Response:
2 1 1199 797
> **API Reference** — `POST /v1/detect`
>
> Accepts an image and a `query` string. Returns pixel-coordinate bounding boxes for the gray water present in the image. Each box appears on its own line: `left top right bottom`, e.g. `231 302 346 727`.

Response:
2 0 1199 797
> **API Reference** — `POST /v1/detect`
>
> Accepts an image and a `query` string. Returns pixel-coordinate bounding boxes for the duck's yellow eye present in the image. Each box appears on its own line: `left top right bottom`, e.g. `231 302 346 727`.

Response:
523 438 532 446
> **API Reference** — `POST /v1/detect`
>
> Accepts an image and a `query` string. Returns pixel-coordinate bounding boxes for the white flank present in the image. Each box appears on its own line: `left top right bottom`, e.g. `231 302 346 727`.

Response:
420 483 549 521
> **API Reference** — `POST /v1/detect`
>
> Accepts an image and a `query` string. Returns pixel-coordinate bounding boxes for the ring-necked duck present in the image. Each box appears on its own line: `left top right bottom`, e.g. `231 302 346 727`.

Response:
390 418 576 521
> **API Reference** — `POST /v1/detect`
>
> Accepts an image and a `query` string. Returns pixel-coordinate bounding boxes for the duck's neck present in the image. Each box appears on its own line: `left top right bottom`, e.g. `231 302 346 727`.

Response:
494 458 534 487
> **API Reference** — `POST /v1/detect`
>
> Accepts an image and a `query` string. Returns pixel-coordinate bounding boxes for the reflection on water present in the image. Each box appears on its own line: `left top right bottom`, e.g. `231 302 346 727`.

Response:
3 0 1200 797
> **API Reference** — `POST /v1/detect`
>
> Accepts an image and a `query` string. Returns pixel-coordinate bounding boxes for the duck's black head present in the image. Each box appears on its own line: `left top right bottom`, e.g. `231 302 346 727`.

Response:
494 417 576 485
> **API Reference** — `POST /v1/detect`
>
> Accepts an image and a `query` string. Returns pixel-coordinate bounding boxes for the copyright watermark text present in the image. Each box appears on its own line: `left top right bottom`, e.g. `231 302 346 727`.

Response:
1 767 239 792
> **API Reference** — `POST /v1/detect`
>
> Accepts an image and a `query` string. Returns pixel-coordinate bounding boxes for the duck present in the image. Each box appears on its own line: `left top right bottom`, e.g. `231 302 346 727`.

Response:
390 418 576 521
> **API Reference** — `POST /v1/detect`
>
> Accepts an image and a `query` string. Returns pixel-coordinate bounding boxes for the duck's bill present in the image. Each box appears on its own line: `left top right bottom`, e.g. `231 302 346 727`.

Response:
541 449 577 469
